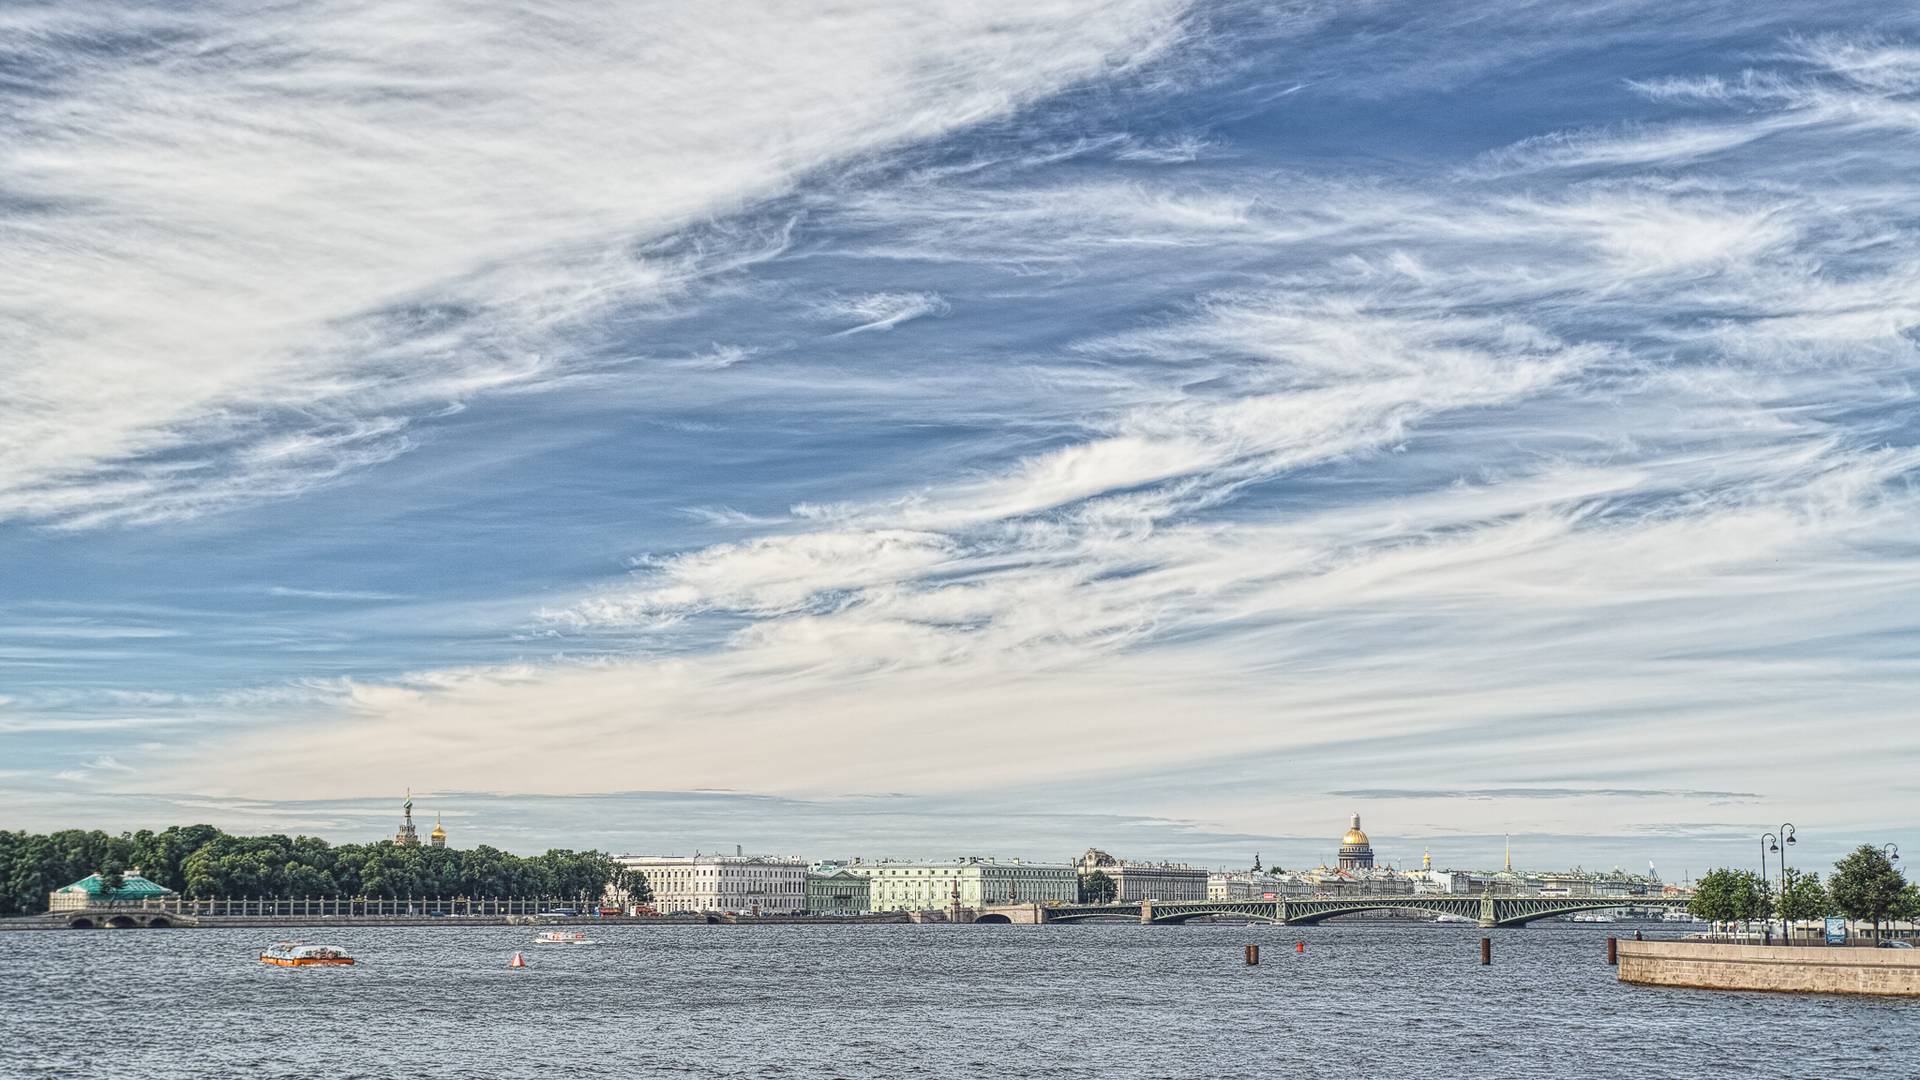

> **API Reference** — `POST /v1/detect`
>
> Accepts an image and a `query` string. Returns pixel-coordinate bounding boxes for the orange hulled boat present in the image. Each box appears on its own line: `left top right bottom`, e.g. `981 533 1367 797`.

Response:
260 942 356 967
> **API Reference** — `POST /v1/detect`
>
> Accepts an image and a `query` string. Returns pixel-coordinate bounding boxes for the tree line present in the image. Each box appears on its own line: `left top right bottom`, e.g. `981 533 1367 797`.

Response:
1689 845 1918 937
0 825 652 917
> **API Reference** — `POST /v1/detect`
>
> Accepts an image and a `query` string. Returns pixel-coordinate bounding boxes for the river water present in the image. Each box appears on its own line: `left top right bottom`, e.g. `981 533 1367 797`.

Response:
2 922 1913 1078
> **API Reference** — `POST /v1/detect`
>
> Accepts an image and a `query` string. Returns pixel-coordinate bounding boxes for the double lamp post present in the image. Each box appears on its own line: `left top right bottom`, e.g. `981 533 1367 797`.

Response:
1759 823 1795 943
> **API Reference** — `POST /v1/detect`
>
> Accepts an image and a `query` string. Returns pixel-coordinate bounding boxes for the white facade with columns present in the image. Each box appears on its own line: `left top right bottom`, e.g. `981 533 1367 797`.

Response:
614 853 808 915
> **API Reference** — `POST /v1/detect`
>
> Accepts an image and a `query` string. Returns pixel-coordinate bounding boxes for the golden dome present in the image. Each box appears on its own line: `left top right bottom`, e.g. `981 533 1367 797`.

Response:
1340 812 1370 846
430 815 446 839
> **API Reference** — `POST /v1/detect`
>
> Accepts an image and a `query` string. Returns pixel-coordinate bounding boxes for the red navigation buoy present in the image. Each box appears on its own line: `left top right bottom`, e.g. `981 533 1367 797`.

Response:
509 951 527 969
1296 941 1305 954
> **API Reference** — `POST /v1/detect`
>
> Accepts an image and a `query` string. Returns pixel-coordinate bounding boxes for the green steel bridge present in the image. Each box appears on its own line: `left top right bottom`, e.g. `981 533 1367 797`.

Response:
1025 894 1690 928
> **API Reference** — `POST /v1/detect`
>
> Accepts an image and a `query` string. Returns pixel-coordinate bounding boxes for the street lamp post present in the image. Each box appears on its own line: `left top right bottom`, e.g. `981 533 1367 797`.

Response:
1759 833 1775 942
1775 824 1795 944
1883 843 1900 865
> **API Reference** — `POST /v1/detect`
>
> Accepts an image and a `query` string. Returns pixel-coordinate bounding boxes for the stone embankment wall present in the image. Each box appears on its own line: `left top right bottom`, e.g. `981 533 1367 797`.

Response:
1617 940 1920 997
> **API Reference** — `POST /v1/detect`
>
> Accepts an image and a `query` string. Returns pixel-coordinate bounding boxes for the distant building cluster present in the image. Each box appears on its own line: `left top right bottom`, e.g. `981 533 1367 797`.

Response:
375 793 1672 918
1203 812 1671 904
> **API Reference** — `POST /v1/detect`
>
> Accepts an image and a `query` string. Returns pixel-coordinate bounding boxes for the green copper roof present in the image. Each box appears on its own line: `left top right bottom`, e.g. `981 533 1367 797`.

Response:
55 873 175 899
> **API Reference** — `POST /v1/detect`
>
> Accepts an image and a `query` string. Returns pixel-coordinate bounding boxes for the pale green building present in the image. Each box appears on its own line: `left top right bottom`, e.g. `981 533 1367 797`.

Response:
805 868 871 915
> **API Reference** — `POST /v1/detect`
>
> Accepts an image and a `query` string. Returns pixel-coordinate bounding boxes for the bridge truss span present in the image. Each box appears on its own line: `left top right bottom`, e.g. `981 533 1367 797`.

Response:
1025 895 1690 928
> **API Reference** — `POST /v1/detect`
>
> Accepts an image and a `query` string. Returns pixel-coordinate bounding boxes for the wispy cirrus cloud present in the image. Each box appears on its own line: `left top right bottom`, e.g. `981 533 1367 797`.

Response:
0 0 1189 527
822 291 953 336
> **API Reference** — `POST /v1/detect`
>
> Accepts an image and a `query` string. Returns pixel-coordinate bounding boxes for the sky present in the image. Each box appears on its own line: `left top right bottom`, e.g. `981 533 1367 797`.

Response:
3 0 1917 877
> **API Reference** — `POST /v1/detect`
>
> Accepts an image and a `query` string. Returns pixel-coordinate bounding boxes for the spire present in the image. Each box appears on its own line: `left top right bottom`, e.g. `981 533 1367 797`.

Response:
394 788 421 846
1422 847 1431 871
1504 834 1512 872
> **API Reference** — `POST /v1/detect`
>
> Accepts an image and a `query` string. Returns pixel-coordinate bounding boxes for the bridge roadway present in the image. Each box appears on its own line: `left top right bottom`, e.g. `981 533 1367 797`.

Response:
984 894 1690 928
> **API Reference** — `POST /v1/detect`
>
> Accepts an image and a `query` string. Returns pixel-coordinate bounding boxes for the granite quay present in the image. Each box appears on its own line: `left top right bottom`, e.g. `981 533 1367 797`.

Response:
1617 939 1920 997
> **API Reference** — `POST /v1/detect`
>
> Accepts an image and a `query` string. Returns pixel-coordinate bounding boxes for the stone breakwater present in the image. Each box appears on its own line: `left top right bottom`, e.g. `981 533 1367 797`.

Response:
1618 939 1920 997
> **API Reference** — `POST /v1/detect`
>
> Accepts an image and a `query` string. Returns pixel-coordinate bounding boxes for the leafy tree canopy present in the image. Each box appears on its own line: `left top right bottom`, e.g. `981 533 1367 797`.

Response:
0 825 629 916
1688 868 1769 925
1077 870 1118 904
1829 845 1908 934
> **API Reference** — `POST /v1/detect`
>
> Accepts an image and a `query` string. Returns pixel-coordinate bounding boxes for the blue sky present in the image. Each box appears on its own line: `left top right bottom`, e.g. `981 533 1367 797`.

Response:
3 1 1918 875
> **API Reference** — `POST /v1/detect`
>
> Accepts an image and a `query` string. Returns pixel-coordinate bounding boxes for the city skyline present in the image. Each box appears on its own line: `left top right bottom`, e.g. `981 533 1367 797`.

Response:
5 2 1919 870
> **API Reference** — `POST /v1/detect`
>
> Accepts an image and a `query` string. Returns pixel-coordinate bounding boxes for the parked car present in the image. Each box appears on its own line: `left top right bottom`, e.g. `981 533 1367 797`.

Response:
1878 940 1914 949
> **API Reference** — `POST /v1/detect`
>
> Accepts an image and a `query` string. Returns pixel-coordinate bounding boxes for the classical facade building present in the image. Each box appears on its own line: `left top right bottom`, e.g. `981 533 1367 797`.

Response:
1075 849 1208 901
1336 813 1374 871
615 852 808 915
849 857 1077 912
805 868 871 915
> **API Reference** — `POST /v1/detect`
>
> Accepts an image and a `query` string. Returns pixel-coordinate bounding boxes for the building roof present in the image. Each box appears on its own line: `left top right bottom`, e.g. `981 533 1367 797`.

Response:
808 869 868 881
54 873 175 899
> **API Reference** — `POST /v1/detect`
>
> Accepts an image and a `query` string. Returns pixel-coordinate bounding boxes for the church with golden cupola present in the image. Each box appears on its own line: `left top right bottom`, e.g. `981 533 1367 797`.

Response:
392 790 449 848
1336 812 1375 871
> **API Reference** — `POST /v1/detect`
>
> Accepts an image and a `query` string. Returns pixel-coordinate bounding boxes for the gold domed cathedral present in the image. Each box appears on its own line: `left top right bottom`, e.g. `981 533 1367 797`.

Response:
1337 813 1374 871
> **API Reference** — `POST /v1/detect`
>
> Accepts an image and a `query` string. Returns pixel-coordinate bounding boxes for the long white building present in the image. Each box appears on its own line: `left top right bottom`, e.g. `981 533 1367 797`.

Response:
849 857 1077 911
615 852 808 915
1075 849 1208 901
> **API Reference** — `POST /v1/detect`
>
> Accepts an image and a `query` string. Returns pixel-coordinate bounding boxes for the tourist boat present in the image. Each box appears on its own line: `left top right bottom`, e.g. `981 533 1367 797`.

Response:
260 942 355 967
533 930 593 945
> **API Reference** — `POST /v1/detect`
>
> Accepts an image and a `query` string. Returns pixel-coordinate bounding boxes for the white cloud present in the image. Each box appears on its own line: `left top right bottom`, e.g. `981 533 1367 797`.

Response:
0 0 1188 526
822 292 953 336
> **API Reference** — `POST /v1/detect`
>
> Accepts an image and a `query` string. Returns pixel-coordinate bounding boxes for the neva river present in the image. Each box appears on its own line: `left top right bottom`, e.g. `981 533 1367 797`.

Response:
3 922 1913 1078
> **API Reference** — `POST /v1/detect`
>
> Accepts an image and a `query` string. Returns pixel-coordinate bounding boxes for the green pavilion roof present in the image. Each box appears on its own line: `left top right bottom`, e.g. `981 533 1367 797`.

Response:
55 873 175 900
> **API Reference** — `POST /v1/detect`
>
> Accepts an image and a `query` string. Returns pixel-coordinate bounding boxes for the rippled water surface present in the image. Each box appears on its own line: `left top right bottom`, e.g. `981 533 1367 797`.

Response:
3 922 1915 1078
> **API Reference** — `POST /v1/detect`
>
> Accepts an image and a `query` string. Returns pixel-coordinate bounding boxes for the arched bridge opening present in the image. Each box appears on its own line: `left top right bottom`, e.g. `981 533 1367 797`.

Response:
1042 910 1139 923
974 913 1013 924
1285 905 1469 926
1147 911 1283 925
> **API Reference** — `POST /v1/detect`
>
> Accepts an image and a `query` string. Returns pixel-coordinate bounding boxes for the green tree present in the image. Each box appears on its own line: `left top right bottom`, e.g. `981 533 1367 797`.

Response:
1776 868 1830 940
1830 845 1907 939
1892 883 1920 926
1078 870 1118 904
611 866 653 906
1689 868 1743 924
1689 868 1769 931
98 855 127 896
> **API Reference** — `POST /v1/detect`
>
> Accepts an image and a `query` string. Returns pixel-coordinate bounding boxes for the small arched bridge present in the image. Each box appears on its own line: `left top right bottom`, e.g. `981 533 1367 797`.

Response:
59 908 198 930
1018 894 1688 928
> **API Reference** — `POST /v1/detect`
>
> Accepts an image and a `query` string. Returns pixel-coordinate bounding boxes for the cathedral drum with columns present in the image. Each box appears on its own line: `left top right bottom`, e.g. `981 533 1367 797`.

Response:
1336 813 1374 871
